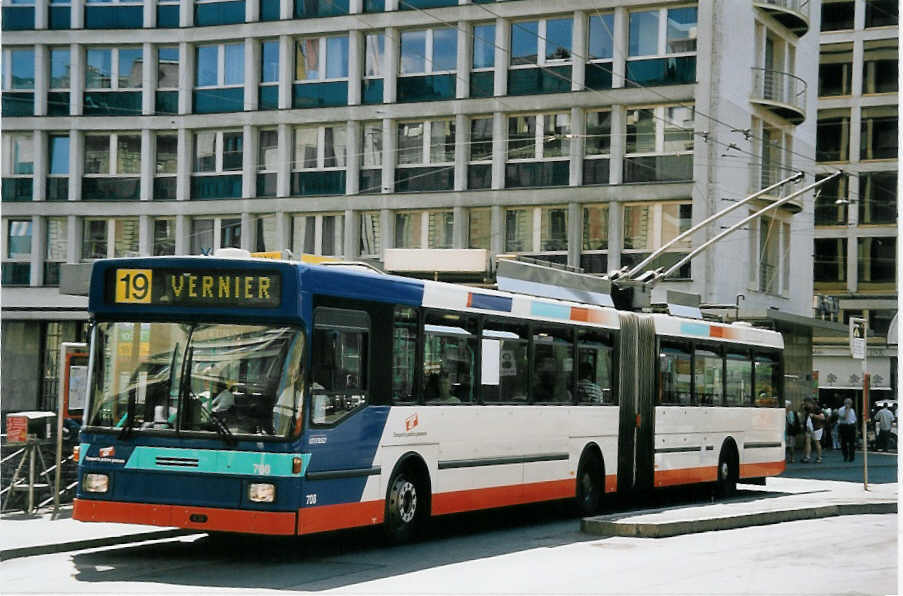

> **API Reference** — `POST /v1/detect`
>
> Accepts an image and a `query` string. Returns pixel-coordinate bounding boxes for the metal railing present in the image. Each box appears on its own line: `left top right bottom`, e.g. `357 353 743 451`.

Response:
751 67 808 116
755 0 810 23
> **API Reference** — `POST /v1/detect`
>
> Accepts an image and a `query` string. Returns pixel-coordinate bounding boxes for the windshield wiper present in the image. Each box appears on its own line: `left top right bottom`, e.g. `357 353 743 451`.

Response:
207 412 237 446
117 387 136 440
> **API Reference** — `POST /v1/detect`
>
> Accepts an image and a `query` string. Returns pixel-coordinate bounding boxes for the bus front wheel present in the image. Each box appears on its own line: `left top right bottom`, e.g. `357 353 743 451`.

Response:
385 469 421 544
575 453 603 516
715 447 737 498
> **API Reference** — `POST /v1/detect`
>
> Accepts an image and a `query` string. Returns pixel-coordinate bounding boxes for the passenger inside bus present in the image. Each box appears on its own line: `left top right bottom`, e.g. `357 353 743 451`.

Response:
424 369 460 403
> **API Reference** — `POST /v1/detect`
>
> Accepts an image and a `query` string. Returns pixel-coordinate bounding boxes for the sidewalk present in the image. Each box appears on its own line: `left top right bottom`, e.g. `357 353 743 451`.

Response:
0 505 197 561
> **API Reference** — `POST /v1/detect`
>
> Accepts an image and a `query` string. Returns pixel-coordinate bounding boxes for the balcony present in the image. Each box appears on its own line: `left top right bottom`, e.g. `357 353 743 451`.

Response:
757 167 803 213
750 68 806 124
753 0 809 36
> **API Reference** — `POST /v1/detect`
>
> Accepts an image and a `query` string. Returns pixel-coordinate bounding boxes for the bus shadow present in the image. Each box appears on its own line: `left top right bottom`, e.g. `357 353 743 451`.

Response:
69 485 794 591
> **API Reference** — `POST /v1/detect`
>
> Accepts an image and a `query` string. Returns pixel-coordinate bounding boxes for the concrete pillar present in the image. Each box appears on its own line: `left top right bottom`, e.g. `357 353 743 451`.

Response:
34 45 48 116
349 0 362 13
138 214 152 255
456 23 471 98
67 215 80 262
180 0 193 27
142 42 155 115
609 105 624 185
70 43 83 115
174 214 188 255
491 111 505 190
490 204 503 262
607 201 621 270
380 208 393 258
383 27 398 104
846 230 857 294
140 129 153 201
567 202 580 268
453 205 466 249
348 30 363 105
30 215 44 286
346 121 360 194
241 212 254 251
244 38 259 111
70 0 83 28
851 38 864 96
612 7 627 89
242 124 256 198
381 118 395 193
454 113 468 191
493 18 508 96
177 128 191 201
277 123 291 196
275 212 290 251
178 42 193 115
848 106 861 163
278 35 293 109
344 209 357 257
280 0 291 19
143 0 155 28
569 107 584 186
34 0 47 29
571 10 586 91
384 0 398 10
245 0 258 22
68 130 82 201
33 131 47 201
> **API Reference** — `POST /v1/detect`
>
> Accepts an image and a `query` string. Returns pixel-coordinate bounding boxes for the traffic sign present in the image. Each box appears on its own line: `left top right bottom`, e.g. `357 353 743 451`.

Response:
849 317 866 360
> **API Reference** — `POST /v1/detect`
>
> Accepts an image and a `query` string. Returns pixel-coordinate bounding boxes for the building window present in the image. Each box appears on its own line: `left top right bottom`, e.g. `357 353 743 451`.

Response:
254 214 278 252
152 133 177 200
622 202 692 279
194 130 243 174
81 218 139 259
511 17 571 66
504 207 531 252
821 0 855 31
190 216 242 254
153 218 175 255
3 47 35 89
393 210 453 249
859 171 897 225
292 213 344 256
585 12 614 89
864 0 898 28
468 116 493 190
359 211 380 257
260 39 279 83
44 217 67 284
626 6 696 86
156 46 179 88
47 134 69 201
815 109 850 162
584 109 611 185
196 42 244 87
581 204 608 273
401 27 456 74
49 47 71 109
502 206 567 263
814 237 847 284
860 106 898 160
858 237 896 284
294 125 346 170
4 133 34 175
760 124 792 189
818 43 852 97
624 105 694 182
6 219 32 259
468 208 491 250
85 46 141 89
862 39 897 94
359 121 383 194
296 35 348 81
396 119 454 192
755 215 791 295
256 128 278 196
507 112 569 161
362 31 384 103
471 22 495 89
814 174 849 225
83 133 141 199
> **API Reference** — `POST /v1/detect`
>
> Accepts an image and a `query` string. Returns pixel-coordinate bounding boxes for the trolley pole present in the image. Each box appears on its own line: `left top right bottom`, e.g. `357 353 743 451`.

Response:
862 372 869 491
849 317 868 491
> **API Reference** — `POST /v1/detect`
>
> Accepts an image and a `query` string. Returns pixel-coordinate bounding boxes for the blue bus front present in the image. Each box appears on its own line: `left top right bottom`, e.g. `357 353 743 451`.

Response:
74 257 311 534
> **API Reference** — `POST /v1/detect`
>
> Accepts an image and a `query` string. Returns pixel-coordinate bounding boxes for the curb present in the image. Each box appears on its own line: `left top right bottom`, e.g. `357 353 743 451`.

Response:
0 529 200 562
581 502 898 538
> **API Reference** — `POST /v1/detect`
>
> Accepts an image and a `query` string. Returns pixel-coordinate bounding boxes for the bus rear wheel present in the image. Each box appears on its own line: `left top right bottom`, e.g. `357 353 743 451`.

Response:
575 453 603 516
385 469 421 544
715 448 737 498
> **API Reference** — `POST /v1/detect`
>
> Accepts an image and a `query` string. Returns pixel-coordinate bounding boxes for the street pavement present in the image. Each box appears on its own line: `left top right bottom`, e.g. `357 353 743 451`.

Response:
0 447 896 563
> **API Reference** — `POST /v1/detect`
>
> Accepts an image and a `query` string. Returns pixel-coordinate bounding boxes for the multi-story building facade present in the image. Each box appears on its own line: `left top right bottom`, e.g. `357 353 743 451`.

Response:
2 0 823 412
814 0 897 407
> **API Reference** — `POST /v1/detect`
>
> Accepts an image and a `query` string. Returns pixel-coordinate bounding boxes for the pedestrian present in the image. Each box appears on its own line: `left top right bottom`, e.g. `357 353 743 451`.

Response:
874 402 895 452
785 400 801 463
831 406 841 449
802 398 825 463
836 398 857 462
821 406 833 450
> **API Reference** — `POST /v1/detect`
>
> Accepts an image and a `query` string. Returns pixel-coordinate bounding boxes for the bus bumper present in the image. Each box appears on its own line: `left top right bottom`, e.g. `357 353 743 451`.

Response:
73 498 297 535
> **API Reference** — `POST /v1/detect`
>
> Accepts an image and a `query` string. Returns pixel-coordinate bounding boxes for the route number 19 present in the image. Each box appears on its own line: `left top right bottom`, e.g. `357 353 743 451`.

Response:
115 269 153 304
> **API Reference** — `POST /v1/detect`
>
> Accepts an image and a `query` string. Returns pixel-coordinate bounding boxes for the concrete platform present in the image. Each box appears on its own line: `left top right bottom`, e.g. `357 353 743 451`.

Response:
581 476 898 538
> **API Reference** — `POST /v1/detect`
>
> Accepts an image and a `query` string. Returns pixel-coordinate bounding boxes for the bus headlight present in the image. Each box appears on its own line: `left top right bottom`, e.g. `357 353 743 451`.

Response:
84 473 109 493
249 483 275 503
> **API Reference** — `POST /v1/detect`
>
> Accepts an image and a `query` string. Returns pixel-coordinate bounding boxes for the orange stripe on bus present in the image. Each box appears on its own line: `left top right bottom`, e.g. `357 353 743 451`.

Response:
709 326 726 338
654 466 718 487
605 474 617 493
740 461 785 478
297 500 384 535
570 307 591 322
432 479 574 516
73 499 297 535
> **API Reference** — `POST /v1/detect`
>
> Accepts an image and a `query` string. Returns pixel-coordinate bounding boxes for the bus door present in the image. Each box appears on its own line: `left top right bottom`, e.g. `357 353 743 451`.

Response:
616 313 656 493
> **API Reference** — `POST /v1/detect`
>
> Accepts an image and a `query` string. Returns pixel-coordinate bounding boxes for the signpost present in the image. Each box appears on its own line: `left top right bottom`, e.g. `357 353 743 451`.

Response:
849 317 868 491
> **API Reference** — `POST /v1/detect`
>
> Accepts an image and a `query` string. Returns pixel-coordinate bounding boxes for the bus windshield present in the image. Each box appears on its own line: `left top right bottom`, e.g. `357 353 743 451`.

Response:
87 322 305 439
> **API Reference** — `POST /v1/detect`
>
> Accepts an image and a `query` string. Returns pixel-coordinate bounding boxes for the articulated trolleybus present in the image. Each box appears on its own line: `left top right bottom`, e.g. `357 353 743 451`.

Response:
74 255 785 540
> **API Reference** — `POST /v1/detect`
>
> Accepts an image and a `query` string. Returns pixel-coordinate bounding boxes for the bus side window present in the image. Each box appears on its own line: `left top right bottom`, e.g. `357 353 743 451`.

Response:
725 352 751 406
392 306 417 403
576 329 614 405
532 325 573 404
311 307 369 425
694 347 724 406
481 319 528 403
423 312 477 404
754 353 779 407
660 342 692 406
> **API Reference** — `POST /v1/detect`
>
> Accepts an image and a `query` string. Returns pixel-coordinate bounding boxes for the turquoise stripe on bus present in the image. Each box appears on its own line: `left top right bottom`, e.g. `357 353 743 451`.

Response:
530 302 571 320
680 322 709 336
124 446 309 477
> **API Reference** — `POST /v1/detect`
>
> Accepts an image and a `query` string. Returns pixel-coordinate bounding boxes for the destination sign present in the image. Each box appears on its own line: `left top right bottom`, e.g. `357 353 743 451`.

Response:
111 269 281 308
